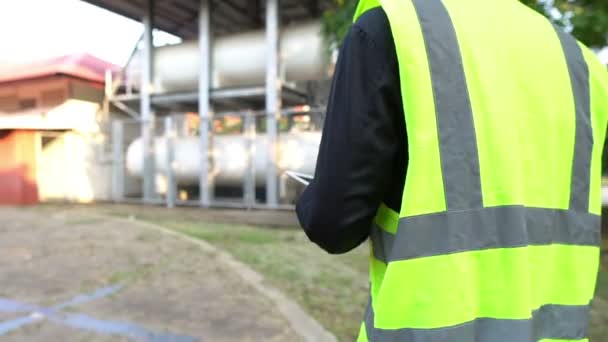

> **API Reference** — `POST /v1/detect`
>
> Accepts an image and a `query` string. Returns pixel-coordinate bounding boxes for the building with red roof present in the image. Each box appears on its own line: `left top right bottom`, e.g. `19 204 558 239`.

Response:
0 54 119 205
0 53 118 86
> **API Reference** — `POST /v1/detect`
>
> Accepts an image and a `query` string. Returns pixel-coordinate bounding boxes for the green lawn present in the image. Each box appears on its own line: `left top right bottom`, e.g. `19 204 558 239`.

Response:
598 266 608 300
591 265 608 342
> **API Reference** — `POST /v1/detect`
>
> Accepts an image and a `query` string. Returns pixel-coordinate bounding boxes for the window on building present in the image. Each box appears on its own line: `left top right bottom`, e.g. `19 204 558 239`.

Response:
19 98 37 110
41 136 57 149
41 89 66 107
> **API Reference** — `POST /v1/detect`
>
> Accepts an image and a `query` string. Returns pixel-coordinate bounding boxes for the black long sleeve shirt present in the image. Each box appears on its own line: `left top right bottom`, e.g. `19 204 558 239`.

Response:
296 8 407 254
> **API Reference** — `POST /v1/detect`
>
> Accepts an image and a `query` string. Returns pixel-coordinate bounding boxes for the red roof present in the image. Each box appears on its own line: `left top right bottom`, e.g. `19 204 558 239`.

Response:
0 54 119 85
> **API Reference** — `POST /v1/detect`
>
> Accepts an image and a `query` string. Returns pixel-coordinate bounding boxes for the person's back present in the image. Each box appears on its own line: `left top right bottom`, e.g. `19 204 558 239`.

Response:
350 0 608 341
297 0 608 340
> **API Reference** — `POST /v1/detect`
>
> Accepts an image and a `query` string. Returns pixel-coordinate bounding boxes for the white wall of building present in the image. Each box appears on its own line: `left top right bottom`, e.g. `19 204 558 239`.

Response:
0 78 121 203
37 130 113 202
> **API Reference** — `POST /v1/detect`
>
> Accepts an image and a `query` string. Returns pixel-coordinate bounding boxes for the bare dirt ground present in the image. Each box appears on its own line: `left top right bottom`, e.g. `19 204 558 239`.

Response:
0 206 301 342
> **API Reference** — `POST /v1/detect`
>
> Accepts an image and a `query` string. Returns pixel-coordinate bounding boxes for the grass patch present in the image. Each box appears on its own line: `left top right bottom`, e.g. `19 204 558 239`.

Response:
598 264 608 301
109 262 159 285
179 224 282 245
591 264 608 341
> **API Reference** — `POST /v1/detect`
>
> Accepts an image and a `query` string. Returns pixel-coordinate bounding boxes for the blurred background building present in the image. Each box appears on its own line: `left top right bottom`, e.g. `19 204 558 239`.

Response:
0 0 336 209
0 54 118 205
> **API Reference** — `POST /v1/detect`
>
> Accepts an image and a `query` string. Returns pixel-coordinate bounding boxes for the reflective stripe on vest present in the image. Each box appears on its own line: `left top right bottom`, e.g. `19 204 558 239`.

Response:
363 297 591 341
555 26 593 212
352 0 601 341
371 207 600 264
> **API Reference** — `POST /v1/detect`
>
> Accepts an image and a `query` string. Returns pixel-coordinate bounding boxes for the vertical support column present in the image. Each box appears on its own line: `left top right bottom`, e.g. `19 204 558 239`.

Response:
64 133 74 201
112 120 125 202
265 0 281 208
165 117 177 209
243 111 257 207
199 0 213 208
141 0 156 202
104 70 113 99
103 70 112 117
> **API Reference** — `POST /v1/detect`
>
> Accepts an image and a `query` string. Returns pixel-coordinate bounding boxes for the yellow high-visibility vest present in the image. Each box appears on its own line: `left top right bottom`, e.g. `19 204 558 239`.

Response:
354 0 608 341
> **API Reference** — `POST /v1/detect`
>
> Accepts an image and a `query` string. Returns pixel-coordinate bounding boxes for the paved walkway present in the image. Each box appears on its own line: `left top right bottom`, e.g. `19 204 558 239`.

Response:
0 207 303 341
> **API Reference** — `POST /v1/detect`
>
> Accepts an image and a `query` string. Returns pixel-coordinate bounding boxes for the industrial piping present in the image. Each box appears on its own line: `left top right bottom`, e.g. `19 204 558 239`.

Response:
125 21 329 191
126 132 321 189
127 21 330 91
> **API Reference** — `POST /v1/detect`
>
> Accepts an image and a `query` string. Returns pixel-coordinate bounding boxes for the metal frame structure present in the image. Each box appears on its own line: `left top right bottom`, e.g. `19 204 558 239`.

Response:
110 106 324 209
265 0 281 208
141 0 156 202
82 0 333 38
111 120 124 202
164 116 177 208
92 0 332 209
198 0 213 207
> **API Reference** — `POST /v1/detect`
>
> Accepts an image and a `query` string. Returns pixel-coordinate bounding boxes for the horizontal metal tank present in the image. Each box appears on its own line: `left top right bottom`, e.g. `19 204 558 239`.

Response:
126 132 321 187
128 21 330 91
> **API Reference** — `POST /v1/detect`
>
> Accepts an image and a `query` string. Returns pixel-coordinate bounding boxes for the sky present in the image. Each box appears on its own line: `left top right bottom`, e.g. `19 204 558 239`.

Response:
0 0 181 70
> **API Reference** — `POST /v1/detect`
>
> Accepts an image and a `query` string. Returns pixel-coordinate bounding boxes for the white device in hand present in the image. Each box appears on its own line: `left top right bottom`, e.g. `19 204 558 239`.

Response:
285 171 313 186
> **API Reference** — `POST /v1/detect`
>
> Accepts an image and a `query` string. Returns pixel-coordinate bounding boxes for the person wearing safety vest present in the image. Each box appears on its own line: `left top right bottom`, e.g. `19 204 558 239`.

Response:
296 0 608 341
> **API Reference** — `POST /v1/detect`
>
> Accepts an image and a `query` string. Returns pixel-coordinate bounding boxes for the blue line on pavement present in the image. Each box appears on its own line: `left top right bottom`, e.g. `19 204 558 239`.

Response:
0 298 36 313
54 284 123 311
51 312 197 342
0 284 198 341
0 316 36 335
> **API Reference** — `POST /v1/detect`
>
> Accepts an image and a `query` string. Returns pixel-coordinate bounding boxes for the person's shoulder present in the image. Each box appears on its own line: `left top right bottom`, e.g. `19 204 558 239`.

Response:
352 7 392 48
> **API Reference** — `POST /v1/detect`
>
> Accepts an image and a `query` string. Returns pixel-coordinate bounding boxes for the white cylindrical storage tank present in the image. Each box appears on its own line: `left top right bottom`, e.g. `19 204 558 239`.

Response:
127 21 330 92
126 132 320 188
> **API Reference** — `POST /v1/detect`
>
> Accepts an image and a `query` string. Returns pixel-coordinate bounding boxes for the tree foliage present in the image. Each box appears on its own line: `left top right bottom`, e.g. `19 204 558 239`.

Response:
321 0 608 50
521 0 608 47
321 0 358 52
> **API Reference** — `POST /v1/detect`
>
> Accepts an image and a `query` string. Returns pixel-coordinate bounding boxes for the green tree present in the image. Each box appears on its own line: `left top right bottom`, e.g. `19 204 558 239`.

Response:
521 0 608 47
321 0 358 52
322 0 608 49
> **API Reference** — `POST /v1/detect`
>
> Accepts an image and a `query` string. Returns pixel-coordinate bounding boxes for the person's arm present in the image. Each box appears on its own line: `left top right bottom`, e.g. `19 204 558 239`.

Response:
296 9 404 254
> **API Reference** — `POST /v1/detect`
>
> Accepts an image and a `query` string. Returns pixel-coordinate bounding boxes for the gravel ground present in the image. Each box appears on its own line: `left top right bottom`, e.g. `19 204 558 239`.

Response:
0 206 300 342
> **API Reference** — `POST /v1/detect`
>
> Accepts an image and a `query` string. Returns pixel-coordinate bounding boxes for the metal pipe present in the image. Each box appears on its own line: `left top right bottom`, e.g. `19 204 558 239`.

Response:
125 132 321 188
111 120 124 202
199 0 213 207
104 70 112 99
165 117 176 208
118 33 145 96
141 0 156 202
265 0 281 208
142 21 329 91
243 111 256 207
110 99 140 119
103 70 111 117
